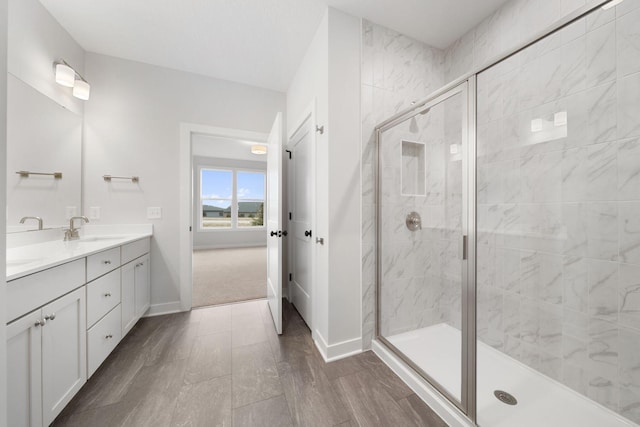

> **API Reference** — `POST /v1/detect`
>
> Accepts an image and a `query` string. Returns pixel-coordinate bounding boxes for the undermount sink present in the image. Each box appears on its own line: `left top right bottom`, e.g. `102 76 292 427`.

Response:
80 235 129 242
7 257 43 267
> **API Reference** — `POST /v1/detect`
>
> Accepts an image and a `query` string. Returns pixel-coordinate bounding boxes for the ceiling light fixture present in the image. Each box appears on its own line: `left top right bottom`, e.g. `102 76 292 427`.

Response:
251 145 267 155
53 59 91 100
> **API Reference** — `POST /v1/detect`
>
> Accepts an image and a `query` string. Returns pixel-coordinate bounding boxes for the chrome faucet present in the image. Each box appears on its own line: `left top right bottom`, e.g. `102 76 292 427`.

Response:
20 216 43 230
64 216 89 241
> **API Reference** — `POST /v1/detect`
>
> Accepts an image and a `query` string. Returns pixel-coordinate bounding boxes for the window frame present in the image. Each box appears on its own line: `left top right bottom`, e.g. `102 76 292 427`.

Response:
198 166 266 232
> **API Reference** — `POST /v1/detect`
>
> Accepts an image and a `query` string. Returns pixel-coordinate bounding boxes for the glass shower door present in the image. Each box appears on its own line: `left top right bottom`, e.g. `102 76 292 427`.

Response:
377 81 472 412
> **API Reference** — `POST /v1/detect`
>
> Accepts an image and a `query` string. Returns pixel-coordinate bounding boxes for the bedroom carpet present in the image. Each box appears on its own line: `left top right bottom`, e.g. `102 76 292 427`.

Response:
192 247 267 307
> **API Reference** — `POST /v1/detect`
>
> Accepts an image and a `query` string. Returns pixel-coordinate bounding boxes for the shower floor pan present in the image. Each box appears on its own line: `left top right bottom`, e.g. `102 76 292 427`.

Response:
387 323 636 427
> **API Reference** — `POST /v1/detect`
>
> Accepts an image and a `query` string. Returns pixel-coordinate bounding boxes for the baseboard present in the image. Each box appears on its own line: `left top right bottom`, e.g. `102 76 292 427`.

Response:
145 301 183 317
314 331 363 362
372 340 473 427
193 243 267 250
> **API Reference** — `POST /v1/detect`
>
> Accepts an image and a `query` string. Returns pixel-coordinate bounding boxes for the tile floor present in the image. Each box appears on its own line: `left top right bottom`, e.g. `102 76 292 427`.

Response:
53 299 447 426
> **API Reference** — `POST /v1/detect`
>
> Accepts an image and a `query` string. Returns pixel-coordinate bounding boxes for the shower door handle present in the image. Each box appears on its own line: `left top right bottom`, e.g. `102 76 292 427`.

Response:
462 235 468 260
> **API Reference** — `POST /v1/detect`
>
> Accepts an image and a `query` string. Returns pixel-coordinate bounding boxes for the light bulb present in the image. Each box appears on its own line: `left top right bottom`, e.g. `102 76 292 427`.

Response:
73 79 91 100
55 63 75 87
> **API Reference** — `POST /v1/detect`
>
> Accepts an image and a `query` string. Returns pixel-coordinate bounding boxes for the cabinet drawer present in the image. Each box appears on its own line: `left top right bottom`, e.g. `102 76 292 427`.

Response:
87 304 121 378
87 269 120 327
121 238 150 265
87 247 121 282
6 259 85 323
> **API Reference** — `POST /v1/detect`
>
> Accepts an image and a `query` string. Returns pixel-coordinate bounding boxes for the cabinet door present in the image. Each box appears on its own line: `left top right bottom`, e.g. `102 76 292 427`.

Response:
134 254 150 318
41 287 87 426
7 309 43 427
121 261 136 336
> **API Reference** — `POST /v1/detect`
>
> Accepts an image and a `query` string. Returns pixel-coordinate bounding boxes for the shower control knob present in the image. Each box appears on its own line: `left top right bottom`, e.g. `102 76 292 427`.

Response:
405 212 422 231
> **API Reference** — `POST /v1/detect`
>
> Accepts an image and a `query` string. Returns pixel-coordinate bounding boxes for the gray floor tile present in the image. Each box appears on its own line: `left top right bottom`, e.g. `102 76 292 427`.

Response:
398 394 449 427
233 395 293 427
53 300 447 427
185 330 232 384
170 376 232 427
197 305 232 336
232 324 269 348
333 370 420 427
281 369 351 426
119 360 187 427
232 341 284 408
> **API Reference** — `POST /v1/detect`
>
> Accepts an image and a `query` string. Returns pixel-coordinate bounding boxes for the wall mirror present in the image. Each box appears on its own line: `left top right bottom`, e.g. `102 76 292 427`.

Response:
6 74 82 232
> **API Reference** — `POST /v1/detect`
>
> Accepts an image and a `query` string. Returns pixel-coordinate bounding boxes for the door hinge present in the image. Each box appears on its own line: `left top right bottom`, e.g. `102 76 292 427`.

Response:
289 273 292 281
289 212 292 220
285 149 292 159
189 226 192 232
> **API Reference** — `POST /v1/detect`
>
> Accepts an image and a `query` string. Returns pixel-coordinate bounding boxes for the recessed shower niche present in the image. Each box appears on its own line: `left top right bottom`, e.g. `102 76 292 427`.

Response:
401 140 426 196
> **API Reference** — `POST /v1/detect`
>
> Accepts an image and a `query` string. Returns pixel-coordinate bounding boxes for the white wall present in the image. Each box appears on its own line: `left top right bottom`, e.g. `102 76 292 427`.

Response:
287 9 330 341
286 7 362 359
192 155 266 249
83 53 285 312
0 0 8 423
8 0 84 114
326 9 361 347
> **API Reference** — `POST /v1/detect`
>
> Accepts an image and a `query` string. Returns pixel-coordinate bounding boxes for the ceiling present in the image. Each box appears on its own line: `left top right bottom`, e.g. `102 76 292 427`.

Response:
38 0 509 93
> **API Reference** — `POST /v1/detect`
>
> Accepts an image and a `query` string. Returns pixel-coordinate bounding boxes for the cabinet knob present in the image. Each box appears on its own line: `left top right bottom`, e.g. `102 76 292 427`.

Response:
104 293 112 297
102 260 112 265
34 319 45 327
105 334 113 339
45 313 56 321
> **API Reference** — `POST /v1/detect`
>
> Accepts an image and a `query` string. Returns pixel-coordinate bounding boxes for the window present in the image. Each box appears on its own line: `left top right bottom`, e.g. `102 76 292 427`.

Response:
200 168 265 230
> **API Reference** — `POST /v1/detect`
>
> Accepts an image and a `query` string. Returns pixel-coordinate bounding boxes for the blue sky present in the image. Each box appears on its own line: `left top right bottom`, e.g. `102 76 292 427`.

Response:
201 169 265 207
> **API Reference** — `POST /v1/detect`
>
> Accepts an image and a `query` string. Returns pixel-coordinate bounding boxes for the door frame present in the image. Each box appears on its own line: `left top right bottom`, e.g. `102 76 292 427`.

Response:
179 123 268 311
286 100 317 338
374 79 477 421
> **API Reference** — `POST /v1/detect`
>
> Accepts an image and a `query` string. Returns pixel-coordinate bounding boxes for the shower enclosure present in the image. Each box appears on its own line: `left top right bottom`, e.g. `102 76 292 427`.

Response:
375 1 640 426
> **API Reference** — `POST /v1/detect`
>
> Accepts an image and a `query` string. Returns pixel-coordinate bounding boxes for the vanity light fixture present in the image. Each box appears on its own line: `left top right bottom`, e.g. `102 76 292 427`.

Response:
251 145 267 155
73 79 91 100
53 59 91 100
55 62 75 87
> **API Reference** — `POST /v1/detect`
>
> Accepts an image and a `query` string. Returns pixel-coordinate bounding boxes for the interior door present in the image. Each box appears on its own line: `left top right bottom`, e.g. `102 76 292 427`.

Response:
266 112 284 334
287 116 314 325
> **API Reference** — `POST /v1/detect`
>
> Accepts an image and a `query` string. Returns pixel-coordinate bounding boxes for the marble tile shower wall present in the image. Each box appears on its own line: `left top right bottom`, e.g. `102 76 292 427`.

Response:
378 104 464 338
361 20 445 346
476 2 640 422
444 0 588 83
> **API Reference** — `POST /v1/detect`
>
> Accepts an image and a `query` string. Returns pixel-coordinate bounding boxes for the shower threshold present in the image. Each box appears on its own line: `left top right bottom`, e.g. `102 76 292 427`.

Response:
386 324 636 427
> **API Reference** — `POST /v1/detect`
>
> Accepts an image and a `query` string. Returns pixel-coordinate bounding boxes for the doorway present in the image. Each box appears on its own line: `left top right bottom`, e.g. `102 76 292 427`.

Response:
286 113 315 327
190 134 269 308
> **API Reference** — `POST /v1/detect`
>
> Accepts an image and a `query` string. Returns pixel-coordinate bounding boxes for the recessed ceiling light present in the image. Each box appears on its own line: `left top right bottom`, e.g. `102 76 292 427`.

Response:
251 145 267 155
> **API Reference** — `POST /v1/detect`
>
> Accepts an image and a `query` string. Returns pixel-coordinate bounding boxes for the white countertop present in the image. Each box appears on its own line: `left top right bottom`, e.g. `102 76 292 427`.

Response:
6 224 153 281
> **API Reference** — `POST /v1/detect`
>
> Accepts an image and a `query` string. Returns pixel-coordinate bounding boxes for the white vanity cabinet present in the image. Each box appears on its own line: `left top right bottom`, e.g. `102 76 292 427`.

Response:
86 269 122 378
121 239 151 336
6 234 151 426
7 286 87 427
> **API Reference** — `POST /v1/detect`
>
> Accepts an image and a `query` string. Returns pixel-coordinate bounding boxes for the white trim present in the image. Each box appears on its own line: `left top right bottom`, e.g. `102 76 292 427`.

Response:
372 340 473 427
179 122 268 312
194 243 266 250
144 301 183 317
286 98 318 338
314 330 363 362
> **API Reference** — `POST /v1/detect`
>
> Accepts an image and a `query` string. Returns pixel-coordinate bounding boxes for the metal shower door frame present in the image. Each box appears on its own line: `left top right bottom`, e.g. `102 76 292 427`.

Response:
374 77 478 423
